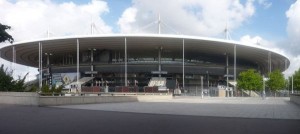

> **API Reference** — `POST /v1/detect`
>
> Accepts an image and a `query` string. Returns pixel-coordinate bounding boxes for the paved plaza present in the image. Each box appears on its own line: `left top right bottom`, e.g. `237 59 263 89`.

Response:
1 97 300 134
55 97 300 120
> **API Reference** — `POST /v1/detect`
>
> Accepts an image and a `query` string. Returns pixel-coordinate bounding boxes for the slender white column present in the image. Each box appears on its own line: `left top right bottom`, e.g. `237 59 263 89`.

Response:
268 52 272 73
292 75 294 94
38 42 41 90
125 37 127 86
182 39 185 89
90 48 94 77
12 46 16 77
234 45 236 96
12 46 16 63
45 53 49 86
41 43 43 89
201 76 203 99
77 39 80 87
115 51 117 63
39 42 43 91
91 23 94 35
158 46 162 77
207 71 209 89
263 75 266 99
158 13 161 34
285 59 288 73
46 54 50 66
226 54 229 90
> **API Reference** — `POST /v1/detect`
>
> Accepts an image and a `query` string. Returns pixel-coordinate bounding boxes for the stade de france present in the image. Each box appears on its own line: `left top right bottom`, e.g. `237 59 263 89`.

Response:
0 23 290 97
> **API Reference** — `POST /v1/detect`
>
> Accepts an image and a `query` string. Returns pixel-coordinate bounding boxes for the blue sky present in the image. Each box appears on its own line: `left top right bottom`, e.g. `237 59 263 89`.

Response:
1 0 300 79
46 0 295 41
239 0 294 41
3 0 295 40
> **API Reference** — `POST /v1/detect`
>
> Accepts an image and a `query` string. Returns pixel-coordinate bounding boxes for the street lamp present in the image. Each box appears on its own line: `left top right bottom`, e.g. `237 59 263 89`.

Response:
88 48 97 87
45 53 53 87
45 53 52 66
201 76 204 99
207 71 210 97
292 75 294 94
262 75 268 100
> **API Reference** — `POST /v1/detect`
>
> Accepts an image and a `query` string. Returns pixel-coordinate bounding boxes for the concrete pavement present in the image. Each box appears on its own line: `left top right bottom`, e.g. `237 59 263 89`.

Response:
55 97 300 119
0 103 299 134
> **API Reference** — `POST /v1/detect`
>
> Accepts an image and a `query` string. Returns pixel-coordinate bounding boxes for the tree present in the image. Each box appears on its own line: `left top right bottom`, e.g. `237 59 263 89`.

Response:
294 70 300 91
289 68 300 92
41 85 63 95
0 23 14 43
237 69 263 94
41 85 50 93
0 65 14 91
266 69 285 96
0 64 27 91
13 73 29 92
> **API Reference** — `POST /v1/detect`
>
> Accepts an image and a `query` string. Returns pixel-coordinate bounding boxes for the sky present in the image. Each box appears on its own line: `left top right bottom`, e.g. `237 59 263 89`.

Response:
0 0 299 81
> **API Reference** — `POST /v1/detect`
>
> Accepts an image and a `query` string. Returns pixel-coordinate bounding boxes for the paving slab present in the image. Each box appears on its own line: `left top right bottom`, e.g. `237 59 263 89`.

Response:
54 97 300 119
1 104 299 134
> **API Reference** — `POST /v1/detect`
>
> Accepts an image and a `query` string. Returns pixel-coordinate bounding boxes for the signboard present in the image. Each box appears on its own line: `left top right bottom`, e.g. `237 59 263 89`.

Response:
85 71 98 74
52 73 79 87
151 71 168 74
224 74 234 77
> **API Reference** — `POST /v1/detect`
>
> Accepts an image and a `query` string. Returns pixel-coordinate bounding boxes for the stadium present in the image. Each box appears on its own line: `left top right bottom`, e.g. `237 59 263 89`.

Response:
0 34 290 96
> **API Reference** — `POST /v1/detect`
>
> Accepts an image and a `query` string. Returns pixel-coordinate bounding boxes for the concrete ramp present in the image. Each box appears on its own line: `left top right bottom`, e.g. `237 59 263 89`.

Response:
242 90 260 97
67 77 94 87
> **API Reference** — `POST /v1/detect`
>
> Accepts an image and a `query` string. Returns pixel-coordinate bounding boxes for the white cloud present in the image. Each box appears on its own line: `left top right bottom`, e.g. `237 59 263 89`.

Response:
240 35 263 45
283 0 300 76
286 0 300 53
0 0 112 81
240 0 300 77
240 35 276 48
0 0 112 41
257 0 272 9
117 7 137 33
286 55 300 76
239 35 300 77
117 0 255 36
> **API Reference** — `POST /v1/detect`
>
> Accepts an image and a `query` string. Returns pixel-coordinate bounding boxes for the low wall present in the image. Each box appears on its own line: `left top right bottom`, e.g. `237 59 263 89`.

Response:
0 92 39 106
290 94 300 106
39 96 138 106
0 92 173 106
137 95 173 102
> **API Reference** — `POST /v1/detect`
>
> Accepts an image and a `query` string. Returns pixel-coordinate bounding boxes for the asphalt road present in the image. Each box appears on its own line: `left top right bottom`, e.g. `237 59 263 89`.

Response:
0 104 299 134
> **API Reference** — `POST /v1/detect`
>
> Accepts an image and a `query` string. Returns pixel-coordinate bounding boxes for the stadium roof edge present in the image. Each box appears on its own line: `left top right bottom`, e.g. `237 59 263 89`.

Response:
0 33 289 65
4 33 288 61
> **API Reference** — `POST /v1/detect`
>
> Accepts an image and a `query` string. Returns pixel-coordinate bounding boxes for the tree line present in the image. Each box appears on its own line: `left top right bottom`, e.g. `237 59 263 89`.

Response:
0 23 62 93
237 68 299 96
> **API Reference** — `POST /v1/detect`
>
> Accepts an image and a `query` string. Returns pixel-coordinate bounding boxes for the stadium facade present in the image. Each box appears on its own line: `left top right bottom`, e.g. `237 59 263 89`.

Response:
0 34 290 95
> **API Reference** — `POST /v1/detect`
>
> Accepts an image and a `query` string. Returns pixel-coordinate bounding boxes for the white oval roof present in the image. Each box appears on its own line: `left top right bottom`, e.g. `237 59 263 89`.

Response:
0 34 289 73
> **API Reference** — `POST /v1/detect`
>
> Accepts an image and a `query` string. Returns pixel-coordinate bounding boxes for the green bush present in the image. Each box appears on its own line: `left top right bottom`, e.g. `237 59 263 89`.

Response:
54 86 63 93
0 64 28 91
41 84 63 94
41 85 50 93
28 86 38 92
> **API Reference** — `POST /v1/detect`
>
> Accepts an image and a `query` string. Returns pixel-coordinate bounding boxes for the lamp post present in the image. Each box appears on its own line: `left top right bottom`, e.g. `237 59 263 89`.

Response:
292 75 294 94
262 75 267 100
89 48 96 76
207 71 210 96
201 76 203 99
45 53 52 66
45 53 52 87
